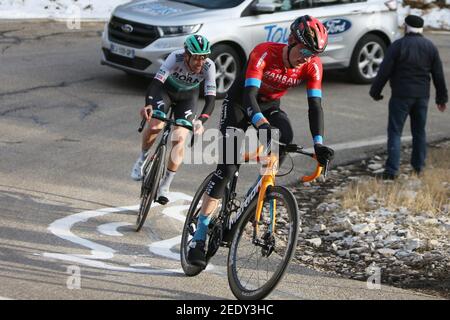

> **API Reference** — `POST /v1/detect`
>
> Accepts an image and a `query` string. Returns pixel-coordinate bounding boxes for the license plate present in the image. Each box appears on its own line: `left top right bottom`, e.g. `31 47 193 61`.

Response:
110 43 135 59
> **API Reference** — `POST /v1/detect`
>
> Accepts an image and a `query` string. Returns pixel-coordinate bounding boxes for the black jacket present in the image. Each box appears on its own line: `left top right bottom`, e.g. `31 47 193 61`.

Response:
370 33 448 104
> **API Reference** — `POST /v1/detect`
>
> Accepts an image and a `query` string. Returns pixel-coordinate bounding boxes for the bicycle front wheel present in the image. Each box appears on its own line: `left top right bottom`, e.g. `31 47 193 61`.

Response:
136 146 165 232
227 186 299 300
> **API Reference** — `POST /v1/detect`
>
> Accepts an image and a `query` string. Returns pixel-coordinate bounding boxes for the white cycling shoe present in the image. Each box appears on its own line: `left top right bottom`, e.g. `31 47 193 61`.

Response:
130 156 144 181
156 186 170 205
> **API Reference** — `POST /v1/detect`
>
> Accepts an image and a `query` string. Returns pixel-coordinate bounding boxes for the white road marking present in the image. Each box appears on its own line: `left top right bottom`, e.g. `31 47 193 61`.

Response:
149 235 182 261
0 296 13 300
43 193 193 274
97 222 133 237
301 135 413 153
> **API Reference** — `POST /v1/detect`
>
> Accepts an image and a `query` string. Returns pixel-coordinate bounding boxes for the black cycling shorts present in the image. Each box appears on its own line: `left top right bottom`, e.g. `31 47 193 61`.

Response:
145 84 199 127
205 97 294 199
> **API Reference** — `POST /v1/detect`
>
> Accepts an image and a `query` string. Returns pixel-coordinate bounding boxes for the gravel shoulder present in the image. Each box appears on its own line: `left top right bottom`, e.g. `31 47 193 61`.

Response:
289 140 450 299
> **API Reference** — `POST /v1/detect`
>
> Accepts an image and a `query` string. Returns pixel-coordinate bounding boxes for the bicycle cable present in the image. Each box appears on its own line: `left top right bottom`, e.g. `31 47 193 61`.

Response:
275 153 294 177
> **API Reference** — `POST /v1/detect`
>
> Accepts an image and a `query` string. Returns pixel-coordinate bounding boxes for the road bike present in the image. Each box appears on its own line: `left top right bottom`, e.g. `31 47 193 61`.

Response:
136 109 193 232
180 143 327 299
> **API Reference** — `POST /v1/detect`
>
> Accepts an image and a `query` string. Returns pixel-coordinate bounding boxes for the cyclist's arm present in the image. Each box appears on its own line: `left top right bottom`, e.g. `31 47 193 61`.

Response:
306 59 324 144
145 52 176 105
242 47 268 127
198 59 217 124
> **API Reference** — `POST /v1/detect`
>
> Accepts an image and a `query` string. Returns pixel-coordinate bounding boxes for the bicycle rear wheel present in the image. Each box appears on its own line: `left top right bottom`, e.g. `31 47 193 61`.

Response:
136 146 165 232
227 186 299 300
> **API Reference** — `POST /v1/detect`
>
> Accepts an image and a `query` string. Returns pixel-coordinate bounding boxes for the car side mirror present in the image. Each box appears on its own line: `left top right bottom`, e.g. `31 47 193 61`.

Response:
251 2 278 14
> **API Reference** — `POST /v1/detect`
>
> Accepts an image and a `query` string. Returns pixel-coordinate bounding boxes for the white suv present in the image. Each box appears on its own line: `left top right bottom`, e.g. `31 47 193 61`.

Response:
101 0 398 97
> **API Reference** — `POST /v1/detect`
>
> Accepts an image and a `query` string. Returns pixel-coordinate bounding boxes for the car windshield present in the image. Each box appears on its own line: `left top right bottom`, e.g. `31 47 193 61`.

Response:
167 0 246 9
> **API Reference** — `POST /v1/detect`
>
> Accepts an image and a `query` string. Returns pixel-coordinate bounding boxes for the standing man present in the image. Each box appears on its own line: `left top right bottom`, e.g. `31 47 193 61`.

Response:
370 15 447 179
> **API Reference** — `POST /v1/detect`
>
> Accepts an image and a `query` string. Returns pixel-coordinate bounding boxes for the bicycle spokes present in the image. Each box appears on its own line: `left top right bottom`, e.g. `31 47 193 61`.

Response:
230 189 296 293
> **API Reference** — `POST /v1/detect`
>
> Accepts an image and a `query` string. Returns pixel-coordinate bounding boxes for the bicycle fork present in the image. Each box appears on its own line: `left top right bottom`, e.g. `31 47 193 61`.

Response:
252 155 278 256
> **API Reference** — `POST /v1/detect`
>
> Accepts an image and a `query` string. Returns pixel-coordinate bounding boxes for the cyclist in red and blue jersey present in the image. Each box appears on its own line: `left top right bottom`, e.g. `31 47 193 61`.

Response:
187 16 335 268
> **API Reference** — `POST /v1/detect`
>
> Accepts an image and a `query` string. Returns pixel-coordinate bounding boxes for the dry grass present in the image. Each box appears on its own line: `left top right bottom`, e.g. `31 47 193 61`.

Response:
340 145 450 215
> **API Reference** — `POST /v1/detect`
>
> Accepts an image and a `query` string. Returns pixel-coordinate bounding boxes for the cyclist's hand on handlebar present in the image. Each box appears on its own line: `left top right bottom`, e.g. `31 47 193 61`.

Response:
140 105 153 122
193 119 204 135
314 144 334 166
257 122 272 148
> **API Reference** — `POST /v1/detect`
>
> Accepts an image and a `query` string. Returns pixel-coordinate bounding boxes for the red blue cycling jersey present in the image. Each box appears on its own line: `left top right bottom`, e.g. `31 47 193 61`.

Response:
245 42 323 101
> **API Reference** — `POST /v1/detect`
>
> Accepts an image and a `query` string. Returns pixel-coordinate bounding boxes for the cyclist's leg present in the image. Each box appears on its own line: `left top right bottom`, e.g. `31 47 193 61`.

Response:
264 107 294 164
188 97 248 266
194 98 248 237
142 89 172 151
131 90 171 180
157 92 197 203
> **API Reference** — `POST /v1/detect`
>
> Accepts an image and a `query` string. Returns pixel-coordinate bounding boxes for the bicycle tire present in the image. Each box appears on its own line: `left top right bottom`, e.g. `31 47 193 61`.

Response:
136 146 166 232
227 186 299 300
180 172 215 276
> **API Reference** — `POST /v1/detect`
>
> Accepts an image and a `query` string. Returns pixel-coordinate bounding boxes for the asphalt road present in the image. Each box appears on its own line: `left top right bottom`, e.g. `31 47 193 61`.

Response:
0 21 449 300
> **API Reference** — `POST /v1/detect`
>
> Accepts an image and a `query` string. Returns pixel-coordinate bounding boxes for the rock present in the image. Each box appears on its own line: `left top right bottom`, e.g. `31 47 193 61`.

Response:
384 223 396 232
368 163 383 171
428 240 440 248
333 218 353 231
424 218 439 226
395 250 413 260
383 235 401 246
378 248 397 257
351 247 369 254
312 224 327 232
406 239 423 251
337 250 350 258
396 229 411 238
306 238 322 247
331 243 338 251
325 231 346 241
352 223 375 235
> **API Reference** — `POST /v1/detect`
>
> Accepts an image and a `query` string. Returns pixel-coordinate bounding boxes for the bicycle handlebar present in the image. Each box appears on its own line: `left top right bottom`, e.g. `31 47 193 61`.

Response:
243 143 330 182
138 114 194 133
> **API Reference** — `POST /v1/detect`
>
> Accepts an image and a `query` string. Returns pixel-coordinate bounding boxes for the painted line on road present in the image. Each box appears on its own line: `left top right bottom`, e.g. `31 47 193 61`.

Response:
301 135 412 153
43 192 193 275
148 203 217 272
0 296 14 300
97 222 133 237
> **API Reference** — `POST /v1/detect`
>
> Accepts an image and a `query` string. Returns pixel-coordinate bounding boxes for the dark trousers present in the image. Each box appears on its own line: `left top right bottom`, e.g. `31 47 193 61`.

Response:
385 97 429 175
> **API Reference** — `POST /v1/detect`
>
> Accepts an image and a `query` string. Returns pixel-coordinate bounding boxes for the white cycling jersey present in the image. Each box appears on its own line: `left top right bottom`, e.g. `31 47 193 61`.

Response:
154 49 216 96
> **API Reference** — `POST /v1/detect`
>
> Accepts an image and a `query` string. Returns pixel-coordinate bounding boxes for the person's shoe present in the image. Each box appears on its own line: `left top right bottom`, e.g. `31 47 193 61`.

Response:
131 156 144 181
155 186 170 205
413 167 423 177
375 171 396 180
382 172 396 180
187 240 207 269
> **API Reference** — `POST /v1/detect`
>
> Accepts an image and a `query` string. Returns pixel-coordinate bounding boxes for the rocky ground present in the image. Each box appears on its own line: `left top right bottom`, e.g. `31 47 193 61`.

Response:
289 140 450 299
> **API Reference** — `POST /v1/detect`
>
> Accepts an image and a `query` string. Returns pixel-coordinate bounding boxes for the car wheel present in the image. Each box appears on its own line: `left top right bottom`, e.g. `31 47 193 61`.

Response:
210 44 242 99
349 34 387 84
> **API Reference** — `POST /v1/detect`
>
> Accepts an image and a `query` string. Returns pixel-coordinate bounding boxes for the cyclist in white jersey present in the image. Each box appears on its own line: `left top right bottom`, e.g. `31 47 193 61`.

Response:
131 35 216 205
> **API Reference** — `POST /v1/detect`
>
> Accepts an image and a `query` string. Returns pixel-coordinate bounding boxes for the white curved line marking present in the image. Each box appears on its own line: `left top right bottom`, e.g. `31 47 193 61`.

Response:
43 194 192 274
149 235 182 261
148 203 217 273
97 222 133 237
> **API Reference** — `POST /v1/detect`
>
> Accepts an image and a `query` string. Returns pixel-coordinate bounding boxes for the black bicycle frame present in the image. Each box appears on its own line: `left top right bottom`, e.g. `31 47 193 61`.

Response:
216 165 265 244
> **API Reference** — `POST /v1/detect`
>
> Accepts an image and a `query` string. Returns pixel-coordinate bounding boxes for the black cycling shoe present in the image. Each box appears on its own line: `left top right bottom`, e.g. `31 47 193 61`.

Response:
156 196 169 205
187 240 207 269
